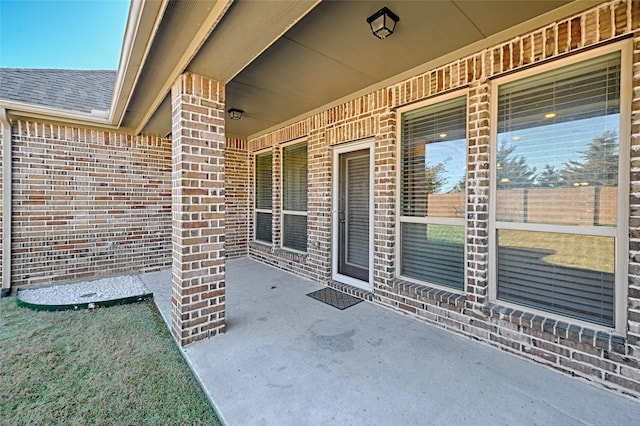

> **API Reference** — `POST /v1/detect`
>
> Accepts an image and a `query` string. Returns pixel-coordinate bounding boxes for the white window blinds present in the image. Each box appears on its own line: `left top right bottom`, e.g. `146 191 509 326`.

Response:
494 51 621 327
282 142 307 252
255 151 273 243
400 96 467 290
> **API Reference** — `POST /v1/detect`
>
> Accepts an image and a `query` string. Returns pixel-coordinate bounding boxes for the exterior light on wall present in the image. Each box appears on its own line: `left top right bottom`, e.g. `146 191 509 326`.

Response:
367 7 399 39
228 108 244 120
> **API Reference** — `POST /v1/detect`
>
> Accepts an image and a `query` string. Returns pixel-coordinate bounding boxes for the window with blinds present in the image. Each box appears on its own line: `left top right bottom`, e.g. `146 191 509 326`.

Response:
494 51 622 327
282 142 308 252
255 151 273 243
399 96 467 290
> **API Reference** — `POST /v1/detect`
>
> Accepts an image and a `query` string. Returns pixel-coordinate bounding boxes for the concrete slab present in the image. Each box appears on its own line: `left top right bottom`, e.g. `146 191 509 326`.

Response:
139 269 172 323
141 258 640 425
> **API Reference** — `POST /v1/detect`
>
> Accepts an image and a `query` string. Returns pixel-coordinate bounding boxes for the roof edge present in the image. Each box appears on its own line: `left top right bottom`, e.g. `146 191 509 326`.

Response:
110 0 170 127
0 99 120 130
133 0 235 135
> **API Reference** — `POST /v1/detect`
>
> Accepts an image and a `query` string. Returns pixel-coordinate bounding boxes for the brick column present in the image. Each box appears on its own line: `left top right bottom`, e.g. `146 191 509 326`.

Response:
171 73 226 347
306 118 332 282
373 109 397 292
466 79 491 310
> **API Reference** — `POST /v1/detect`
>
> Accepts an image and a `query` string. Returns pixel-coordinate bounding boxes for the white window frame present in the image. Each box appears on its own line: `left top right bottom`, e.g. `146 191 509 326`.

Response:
281 138 308 253
395 90 469 293
254 148 273 244
331 139 375 291
488 41 631 334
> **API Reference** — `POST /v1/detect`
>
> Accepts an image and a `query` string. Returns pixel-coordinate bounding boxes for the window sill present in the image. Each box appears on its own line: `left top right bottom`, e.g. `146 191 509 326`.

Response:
391 278 466 312
482 302 626 354
249 241 308 261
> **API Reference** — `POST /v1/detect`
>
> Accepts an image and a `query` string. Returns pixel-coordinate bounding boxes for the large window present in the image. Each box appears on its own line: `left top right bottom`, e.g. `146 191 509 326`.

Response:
282 142 308 252
255 151 273 243
399 95 467 290
492 49 626 328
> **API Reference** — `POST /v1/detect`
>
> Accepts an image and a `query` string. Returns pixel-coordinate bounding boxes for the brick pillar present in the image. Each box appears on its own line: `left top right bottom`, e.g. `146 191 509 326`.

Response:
466 79 491 310
373 108 397 292
171 73 226 347
306 117 332 282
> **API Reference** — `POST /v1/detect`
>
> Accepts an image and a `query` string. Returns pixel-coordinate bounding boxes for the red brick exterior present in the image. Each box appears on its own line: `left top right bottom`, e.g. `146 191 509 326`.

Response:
243 0 640 398
170 73 226 346
225 138 249 258
7 121 171 287
2 0 639 399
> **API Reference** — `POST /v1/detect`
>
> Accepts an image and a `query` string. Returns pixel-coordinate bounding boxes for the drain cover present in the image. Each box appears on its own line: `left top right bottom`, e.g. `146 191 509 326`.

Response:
80 293 97 298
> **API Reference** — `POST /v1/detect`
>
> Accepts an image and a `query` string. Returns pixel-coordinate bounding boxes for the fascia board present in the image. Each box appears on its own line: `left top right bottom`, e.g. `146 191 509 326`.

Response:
133 0 234 135
110 0 169 126
0 99 120 131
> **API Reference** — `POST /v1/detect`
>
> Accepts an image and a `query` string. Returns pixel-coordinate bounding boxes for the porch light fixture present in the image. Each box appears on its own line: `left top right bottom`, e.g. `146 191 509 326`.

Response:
367 7 399 39
228 108 243 120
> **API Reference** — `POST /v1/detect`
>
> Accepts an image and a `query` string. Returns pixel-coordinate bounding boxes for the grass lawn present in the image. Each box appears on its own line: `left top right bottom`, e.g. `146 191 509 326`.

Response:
0 298 221 425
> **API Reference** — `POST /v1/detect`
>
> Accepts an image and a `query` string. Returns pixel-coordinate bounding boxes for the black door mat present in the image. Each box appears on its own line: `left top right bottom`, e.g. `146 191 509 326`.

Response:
307 287 363 310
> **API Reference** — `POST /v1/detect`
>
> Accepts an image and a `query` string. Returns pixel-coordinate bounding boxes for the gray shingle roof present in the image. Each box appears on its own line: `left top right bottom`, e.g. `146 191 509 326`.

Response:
0 69 116 114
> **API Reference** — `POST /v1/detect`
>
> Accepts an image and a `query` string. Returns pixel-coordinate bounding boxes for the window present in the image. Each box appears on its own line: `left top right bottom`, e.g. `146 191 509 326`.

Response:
399 95 467 290
255 151 272 243
492 49 626 329
282 142 308 252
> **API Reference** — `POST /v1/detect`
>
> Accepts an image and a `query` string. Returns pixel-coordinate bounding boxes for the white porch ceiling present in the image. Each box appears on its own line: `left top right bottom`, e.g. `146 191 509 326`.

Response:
133 0 596 139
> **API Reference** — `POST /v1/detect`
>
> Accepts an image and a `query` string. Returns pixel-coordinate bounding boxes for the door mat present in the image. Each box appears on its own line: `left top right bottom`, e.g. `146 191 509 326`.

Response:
307 287 363 310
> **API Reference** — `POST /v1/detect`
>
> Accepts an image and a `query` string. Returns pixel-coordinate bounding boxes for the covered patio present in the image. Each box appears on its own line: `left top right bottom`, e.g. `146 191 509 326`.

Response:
141 258 640 425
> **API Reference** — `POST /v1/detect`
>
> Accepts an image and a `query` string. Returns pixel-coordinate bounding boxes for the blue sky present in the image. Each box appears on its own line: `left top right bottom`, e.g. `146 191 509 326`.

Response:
0 0 129 69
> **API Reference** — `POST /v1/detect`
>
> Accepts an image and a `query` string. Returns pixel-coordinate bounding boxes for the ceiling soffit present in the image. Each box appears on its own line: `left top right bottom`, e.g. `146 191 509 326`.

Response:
139 0 320 137
142 1 596 138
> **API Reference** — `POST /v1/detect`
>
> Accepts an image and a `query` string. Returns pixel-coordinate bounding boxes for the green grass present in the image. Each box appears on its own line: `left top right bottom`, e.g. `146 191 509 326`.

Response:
0 298 221 425
427 224 465 244
498 229 614 273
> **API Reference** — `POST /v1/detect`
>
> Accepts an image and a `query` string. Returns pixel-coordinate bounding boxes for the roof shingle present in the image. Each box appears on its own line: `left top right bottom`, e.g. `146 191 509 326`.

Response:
0 69 116 114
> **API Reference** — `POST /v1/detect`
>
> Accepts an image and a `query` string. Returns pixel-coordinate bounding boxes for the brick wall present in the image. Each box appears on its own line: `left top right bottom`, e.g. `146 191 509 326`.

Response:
171 73 226 346
4 122 249 291
245 0 640 398
10 121 171 287
225 138 249 258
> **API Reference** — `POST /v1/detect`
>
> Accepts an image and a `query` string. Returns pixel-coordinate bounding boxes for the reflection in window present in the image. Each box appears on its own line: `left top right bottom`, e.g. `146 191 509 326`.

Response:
496 52 620 227
495 51 621 326
401 223 464 289
497 230 614 326
400 96 467 290
282 142 308 252
255 151 273 243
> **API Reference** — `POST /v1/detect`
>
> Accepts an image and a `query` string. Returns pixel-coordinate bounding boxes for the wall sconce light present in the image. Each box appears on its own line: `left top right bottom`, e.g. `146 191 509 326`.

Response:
367 7 399 39
228 108 244 120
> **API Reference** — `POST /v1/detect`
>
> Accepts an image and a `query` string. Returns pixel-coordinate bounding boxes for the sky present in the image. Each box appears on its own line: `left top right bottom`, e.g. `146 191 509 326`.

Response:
0 0 130 70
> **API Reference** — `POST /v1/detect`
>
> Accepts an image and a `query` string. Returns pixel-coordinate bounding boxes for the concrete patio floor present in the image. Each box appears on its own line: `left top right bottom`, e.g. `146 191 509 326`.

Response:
140 257 640 425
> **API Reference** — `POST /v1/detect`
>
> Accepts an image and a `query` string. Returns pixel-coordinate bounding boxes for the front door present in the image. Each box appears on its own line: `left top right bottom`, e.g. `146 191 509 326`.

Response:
336 148 370 285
